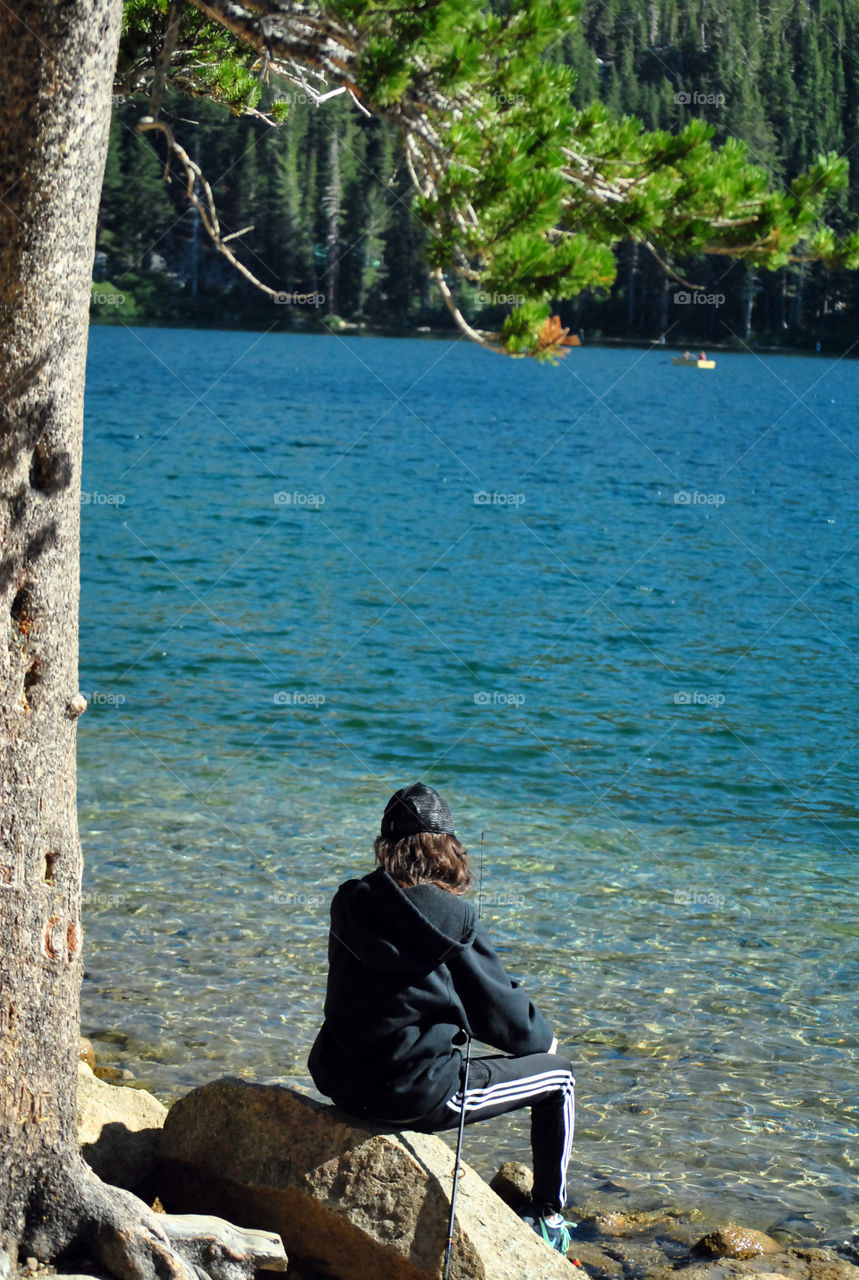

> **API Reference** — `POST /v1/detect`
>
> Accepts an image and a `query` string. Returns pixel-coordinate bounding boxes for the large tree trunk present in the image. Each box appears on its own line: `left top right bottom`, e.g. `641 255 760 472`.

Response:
0 6 289 1274
0 0 123 1261
0 5 294 1274
0 2 293 1275
0 7 287 1276
0 5 291 1274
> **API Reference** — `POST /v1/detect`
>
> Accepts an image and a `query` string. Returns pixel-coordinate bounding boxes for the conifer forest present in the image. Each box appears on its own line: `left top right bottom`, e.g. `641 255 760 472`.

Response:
96 0 859 349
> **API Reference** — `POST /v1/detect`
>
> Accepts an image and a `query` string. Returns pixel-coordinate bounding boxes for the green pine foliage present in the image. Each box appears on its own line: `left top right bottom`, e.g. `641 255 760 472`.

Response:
97 0 859 352
118 0 264 113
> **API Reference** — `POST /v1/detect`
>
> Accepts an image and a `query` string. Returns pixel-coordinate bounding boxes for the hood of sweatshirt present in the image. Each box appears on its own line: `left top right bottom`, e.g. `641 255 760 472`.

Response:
329 868 476 974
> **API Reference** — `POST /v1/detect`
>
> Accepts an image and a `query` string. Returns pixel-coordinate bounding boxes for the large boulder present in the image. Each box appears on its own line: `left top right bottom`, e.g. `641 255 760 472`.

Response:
77 1059 168 1190
159 1077 580 1280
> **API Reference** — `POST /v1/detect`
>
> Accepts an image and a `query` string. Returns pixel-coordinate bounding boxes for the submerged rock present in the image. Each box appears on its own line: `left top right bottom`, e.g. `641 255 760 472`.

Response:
77 1060 167 1190
159 1077 581 1280
580 1209 683 1239
590 1235 676 1280
835 1235 859 1266
674 1246 859 1280
565 1241 625 1280
693 1226 782 1259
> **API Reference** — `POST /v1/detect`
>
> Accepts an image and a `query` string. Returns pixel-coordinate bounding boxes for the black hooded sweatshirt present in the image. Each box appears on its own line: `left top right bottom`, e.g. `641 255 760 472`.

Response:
307 868 553 1122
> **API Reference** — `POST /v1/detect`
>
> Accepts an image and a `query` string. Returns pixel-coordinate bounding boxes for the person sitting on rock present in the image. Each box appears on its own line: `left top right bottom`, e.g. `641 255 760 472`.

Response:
308 782 577 1256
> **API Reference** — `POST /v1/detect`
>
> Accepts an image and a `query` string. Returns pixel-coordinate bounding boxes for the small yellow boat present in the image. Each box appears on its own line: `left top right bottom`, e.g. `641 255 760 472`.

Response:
672 356 716 368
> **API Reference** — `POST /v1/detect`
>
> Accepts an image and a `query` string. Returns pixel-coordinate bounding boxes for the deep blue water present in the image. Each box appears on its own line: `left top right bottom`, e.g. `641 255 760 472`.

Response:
78 328 858 1238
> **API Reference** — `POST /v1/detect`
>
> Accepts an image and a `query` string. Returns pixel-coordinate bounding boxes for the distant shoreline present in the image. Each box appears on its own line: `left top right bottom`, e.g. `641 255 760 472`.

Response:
87 316 852 357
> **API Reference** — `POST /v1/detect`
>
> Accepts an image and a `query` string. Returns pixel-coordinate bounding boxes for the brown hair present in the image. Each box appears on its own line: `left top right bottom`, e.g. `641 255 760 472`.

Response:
374 830 473 895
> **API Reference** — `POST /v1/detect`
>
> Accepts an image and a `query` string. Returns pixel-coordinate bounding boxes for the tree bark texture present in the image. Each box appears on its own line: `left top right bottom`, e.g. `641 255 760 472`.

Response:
0 9 290 1276
0 0 123 1260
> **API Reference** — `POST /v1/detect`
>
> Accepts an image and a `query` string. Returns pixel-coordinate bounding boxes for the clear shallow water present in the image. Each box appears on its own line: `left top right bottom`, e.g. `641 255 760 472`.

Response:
79 329 858 1238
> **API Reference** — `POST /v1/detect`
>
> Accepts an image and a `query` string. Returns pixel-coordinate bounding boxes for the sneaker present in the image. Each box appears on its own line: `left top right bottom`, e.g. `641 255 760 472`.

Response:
518 1206 575 1255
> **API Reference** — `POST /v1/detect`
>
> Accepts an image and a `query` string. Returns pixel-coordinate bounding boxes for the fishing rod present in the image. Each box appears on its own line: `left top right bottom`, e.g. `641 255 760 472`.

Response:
442 829 485 1280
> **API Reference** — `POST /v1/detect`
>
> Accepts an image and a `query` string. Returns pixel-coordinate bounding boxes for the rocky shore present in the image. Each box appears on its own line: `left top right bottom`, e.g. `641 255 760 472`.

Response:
69 1040 858 1280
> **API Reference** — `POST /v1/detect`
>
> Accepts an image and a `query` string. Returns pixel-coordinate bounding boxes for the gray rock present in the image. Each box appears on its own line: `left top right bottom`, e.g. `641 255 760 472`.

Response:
488 1162 532 1212
564 1241 625 1280
594 1236 675 1280
77 1060 167 1190
672 1263 735 1280
56 1274 115 1280
835 1233 859 1265
785 1247 859 1280
159 1077 583 1280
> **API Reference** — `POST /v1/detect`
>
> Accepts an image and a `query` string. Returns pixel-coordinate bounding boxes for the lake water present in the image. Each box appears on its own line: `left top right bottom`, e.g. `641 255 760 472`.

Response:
79 327 858 1240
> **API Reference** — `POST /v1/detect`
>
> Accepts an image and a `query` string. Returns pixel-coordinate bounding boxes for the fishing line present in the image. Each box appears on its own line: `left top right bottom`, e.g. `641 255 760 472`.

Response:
442 828 485 1280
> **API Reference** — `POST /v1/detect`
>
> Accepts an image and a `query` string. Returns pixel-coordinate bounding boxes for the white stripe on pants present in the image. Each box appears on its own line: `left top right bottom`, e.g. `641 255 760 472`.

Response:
423 1051 576 1213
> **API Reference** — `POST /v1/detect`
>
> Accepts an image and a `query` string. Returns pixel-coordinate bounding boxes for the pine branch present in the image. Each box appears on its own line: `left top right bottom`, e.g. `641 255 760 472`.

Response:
117 0 858 357
185 0 359 94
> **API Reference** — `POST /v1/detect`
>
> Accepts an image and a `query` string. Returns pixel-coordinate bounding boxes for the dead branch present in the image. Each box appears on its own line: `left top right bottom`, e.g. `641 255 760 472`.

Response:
137 116 287 300
431 269 506 354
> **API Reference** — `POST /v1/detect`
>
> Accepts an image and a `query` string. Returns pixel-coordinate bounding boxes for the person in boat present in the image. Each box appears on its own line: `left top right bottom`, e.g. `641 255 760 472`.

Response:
682 350 692 360
699 351 707 361
308 783 577 1255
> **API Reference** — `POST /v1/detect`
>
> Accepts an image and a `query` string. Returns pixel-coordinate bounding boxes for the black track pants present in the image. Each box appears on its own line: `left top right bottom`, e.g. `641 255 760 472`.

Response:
417 1051 576 1214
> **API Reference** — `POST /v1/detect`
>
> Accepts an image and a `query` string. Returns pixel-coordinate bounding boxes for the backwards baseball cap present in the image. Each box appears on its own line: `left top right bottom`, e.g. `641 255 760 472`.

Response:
380 782 456 841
